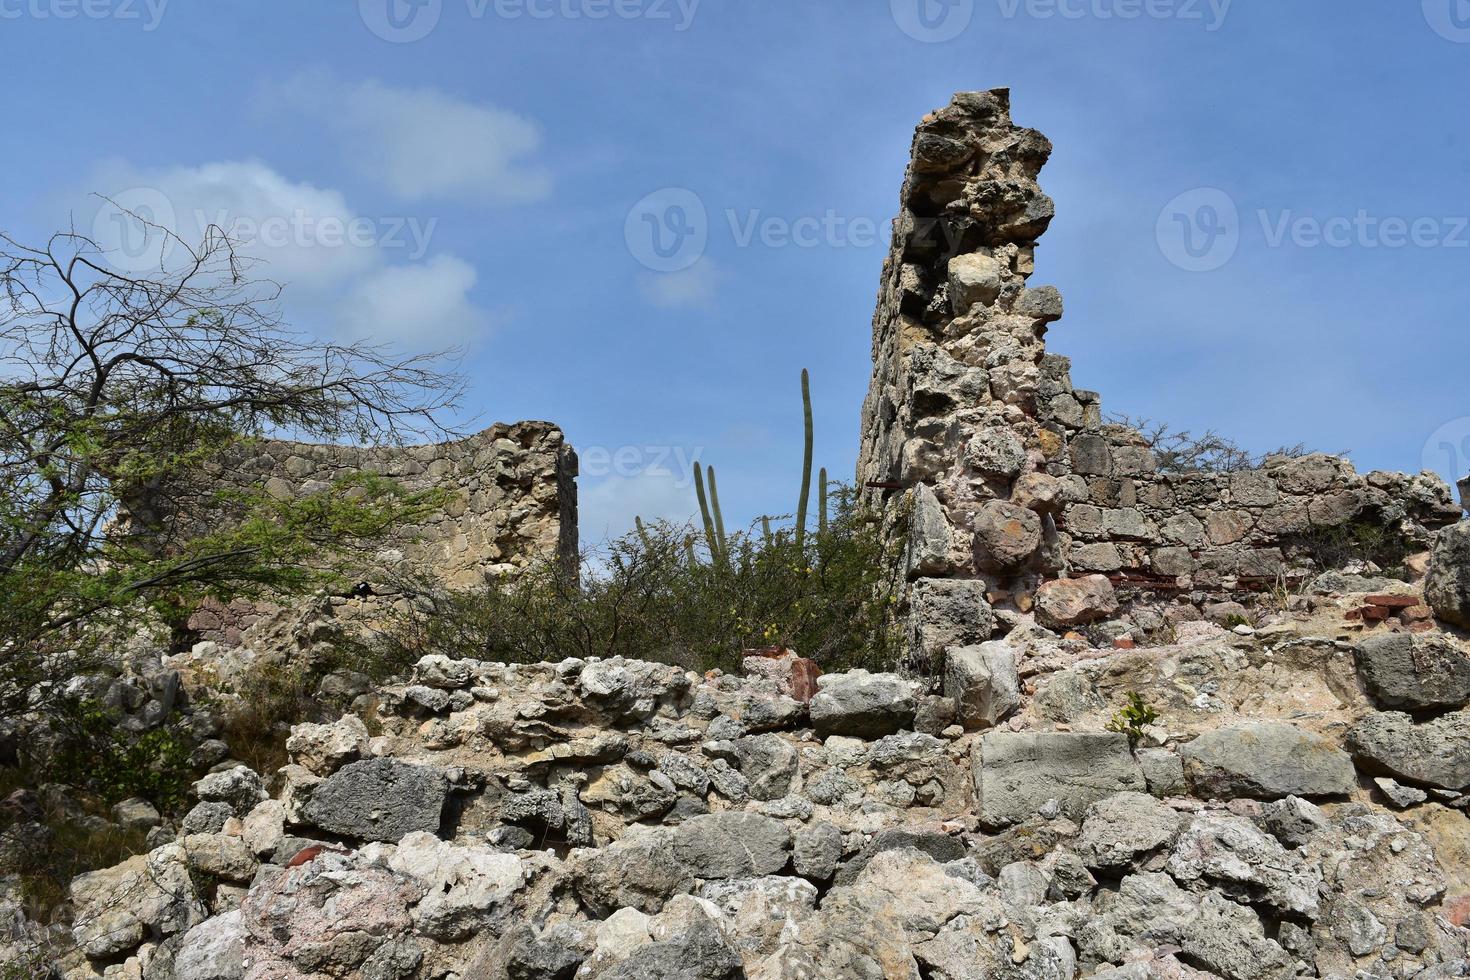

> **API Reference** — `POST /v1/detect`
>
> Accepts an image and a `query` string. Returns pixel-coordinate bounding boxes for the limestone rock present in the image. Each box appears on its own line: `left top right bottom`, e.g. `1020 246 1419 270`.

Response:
735 733 798 802
948 250 1006 314
973 500 1042 569
671 812 791 879
1035 575 1119 628
1076 791 1182 871
70 842 206 960
1426 521 1470 628
172 909 244 980
943 641 1020 729
973 730 1146 826
387 832 525 941
1347 710 1470 790
1166 813 1322 918
1355 632 1470 711
792 821 842 882
572 831 693 916
810 670 917 739
286 713 371 776
193 765 267 815
300 758 447 842
1181 722 1357 800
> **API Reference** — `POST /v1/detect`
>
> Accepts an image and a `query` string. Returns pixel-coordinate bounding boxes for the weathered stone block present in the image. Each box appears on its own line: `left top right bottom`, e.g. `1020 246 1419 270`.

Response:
944 642 1020 729
972 731 1145 826
1181 722 1356 800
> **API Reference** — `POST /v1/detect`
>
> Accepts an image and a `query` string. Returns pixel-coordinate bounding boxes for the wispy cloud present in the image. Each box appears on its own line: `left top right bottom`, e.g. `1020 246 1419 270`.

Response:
267 72 553 205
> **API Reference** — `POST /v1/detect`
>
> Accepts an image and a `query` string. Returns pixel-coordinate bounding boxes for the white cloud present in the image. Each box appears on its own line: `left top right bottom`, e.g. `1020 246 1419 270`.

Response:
637 259 725 309
88 159 378 290
83 160 496 350
271 74 552 205
338 254 490 347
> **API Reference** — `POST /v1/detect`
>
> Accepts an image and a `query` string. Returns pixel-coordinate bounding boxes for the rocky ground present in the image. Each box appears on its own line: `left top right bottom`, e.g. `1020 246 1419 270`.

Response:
5 537 1470 979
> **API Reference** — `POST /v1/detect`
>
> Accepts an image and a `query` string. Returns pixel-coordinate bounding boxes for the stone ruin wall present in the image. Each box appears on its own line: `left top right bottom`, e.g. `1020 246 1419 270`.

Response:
198 420 579 591
857 89 1463 662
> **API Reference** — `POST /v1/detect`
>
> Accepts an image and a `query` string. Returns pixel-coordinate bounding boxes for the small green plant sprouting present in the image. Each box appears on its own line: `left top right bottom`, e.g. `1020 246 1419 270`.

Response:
1106 692 1159 746
1222 613 1251 630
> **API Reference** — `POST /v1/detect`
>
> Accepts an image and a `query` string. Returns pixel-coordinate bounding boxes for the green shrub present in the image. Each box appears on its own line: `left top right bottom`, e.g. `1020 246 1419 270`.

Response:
386 483 902 675
1283 516 1416 575
51 702 195 815
1105 692 1159 746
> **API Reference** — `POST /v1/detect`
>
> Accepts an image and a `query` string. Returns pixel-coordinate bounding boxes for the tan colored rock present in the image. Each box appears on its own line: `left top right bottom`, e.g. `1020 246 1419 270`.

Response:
1035 575 1118 628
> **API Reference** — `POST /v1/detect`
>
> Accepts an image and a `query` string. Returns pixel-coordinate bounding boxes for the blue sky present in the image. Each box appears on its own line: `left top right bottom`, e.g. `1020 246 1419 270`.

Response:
3 0 1468 543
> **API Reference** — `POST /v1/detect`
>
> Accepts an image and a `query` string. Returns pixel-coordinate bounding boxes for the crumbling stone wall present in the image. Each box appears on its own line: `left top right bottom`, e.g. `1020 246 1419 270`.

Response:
141 420 578 592
857 89 1461 657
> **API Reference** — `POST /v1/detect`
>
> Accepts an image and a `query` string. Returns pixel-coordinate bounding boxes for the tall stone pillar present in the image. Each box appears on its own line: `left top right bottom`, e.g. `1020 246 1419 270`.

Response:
858 89 1073 668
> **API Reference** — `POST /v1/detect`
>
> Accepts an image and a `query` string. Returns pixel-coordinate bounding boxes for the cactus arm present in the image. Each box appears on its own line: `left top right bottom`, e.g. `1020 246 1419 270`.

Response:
818 467 828 538
707 465 729 562
693 462 720 564
795 368 814 550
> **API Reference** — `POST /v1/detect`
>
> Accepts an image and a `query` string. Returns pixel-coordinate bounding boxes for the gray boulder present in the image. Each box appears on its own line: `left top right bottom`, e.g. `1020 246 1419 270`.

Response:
1355 632 1470 711
943 642 1020 729
671 812 791 879
571 831 692 916
832 828 966 886
735 733 798 802
172 909 244 980
1347 710 1470 790
600 917 743 980
793 821 843 881
810 670 917 739
300 758 447 842
908 578 996 670
973 731 1146 826
1076 791 1182 871
1166 813 1322 919
1426 521 1470 628
1181 722 1357 799
193 766 267 815
1259 796 1329 848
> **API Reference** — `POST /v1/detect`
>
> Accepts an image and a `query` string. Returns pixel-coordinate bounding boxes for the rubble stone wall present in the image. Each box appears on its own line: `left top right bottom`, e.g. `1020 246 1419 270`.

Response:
140 420 578 592
857 89 1461 657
